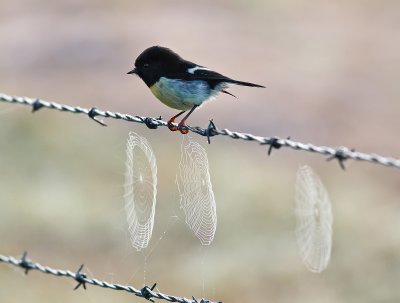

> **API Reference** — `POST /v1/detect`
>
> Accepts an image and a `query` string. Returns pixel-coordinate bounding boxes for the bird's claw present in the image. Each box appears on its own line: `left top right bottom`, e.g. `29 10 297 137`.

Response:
177 123 189 134
167 121 178 131
167 121 188 134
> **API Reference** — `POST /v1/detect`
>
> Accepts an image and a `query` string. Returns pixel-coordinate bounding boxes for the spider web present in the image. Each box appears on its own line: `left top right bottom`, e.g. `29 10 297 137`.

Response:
124 131 157 251
177 137 217 245
295 165 333 273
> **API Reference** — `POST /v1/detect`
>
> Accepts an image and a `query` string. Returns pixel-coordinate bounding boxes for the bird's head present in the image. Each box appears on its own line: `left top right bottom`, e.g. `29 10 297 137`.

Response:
127 46 182 87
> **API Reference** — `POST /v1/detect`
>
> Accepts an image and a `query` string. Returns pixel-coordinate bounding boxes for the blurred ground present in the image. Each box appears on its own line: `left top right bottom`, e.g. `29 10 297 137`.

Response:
1 1 400 302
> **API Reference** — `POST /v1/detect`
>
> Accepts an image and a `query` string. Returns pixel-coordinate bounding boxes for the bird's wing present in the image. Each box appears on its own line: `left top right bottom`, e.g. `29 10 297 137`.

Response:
167 65 265 88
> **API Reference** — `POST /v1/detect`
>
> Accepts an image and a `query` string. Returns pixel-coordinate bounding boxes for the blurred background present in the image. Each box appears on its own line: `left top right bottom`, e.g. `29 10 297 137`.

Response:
1 0 400 302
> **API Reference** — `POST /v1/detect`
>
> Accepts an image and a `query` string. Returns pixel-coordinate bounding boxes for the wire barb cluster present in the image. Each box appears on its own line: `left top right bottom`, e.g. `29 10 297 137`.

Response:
1 92 400 170
0 252 220 303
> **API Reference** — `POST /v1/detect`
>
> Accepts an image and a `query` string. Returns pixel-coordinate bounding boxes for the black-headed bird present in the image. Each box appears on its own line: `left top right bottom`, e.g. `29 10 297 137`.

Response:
128 46 265 134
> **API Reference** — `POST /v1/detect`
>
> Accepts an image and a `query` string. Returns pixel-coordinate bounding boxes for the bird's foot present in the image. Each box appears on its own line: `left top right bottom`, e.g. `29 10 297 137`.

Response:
167 120 189 134
167 120 178 131
167 112 190 134
177 122 189 134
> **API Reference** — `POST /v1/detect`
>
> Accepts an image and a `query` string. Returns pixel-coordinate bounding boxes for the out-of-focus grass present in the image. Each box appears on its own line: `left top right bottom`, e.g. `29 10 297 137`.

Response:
1 1 400 302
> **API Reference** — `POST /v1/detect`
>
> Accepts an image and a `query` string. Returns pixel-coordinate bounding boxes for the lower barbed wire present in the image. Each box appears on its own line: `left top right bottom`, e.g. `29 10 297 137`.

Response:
0 252 220 303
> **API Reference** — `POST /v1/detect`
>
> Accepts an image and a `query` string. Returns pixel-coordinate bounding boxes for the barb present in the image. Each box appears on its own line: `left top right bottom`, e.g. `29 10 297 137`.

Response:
0 252 220 303
1 92 400 170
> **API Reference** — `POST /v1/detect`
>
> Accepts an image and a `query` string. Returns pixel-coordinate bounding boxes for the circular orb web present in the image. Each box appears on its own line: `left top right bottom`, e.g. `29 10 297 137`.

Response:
124 132 157 251
177 137 217 245
295 165 333 273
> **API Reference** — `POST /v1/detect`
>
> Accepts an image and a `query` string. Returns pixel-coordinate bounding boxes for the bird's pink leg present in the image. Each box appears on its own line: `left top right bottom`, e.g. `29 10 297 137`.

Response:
177 105 198 134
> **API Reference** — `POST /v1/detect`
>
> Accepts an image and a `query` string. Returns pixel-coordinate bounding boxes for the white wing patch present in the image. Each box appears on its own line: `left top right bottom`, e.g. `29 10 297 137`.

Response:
187 66 211 74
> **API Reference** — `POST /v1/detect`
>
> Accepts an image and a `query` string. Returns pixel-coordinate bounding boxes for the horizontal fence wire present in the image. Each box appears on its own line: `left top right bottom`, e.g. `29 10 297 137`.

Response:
1 92 400 170
0 252 219 303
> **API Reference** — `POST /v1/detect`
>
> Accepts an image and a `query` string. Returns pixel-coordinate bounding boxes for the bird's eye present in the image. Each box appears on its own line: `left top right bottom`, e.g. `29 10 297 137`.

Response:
143 63 149 68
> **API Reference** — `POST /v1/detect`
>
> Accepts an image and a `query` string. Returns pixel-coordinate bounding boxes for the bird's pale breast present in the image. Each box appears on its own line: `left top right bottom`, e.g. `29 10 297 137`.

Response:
149 77 221 110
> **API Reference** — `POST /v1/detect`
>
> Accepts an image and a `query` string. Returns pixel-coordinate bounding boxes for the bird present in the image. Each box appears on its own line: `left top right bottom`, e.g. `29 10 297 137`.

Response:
127 46 265 134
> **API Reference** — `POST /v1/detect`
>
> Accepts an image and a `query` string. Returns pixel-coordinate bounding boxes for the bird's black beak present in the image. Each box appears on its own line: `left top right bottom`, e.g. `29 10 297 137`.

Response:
127 68 137 75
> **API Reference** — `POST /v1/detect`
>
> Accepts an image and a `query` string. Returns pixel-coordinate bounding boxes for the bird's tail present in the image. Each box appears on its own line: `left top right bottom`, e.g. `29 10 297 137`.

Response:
228 79 265 88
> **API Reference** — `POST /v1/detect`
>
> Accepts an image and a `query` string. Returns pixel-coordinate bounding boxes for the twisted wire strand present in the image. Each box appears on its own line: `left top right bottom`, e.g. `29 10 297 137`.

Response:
1 92 399 170
0 253 217 303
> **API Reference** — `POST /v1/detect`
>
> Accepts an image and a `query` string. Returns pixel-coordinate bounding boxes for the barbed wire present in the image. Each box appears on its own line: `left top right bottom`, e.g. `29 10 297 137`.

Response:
1 92 399 170
0 252 219 303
